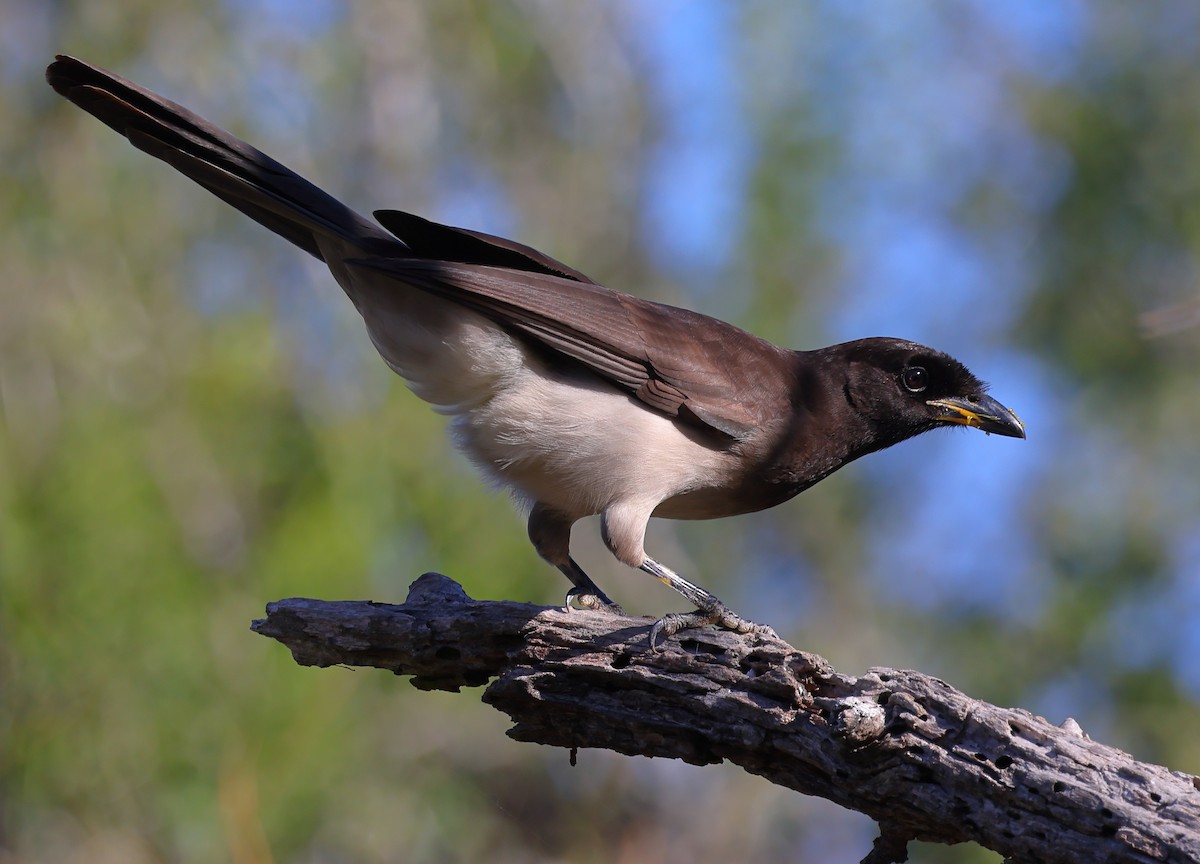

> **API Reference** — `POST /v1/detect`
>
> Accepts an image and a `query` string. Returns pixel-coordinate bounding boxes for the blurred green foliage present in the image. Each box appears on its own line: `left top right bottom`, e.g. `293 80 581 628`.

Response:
3 3 1199 863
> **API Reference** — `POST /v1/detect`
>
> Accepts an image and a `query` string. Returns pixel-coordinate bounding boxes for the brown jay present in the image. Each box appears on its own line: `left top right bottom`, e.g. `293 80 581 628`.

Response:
45 55 1026 647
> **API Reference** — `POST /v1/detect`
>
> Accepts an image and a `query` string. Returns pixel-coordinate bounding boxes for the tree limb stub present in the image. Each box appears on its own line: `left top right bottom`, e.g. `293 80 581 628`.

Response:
251 573 1200 864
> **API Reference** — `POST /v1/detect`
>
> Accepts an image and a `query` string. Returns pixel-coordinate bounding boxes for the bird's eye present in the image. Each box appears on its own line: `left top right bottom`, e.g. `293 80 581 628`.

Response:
901 366 928 393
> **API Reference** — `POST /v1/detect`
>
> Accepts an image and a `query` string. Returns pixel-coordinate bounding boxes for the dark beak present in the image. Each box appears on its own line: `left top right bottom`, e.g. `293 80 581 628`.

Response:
927 394 1026 439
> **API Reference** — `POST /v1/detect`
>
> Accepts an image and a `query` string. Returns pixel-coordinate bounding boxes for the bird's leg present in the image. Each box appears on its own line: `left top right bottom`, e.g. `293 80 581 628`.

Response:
600 503 775 647
640 557 776 650
528 504 624 615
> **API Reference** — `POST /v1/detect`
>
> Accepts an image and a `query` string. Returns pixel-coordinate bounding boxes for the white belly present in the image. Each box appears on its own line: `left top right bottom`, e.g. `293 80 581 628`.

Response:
453 360 737 519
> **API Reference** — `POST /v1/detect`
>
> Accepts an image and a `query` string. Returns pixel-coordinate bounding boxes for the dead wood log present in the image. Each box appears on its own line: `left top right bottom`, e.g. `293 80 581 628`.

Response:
251 573 1200 864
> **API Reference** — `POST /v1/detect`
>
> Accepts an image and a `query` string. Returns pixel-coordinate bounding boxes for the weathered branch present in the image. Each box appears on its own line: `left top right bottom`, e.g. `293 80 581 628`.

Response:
251 573 1200 864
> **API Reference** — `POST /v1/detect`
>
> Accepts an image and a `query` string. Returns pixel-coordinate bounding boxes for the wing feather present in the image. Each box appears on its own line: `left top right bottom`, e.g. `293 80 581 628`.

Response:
349 258 795 438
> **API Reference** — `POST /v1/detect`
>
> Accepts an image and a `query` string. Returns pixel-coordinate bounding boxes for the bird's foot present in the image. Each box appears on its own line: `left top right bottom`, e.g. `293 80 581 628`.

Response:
564 586 625 616
649 603 776 651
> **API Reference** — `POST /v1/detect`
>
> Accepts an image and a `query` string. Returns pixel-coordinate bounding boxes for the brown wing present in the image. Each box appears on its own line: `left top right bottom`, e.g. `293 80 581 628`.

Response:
348 257 797 438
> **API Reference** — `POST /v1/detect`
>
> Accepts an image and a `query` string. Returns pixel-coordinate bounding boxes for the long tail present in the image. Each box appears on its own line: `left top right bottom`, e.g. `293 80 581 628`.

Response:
45 55 397 261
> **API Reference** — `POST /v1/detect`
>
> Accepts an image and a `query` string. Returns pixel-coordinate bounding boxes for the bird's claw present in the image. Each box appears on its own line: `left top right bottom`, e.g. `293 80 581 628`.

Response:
648 604 776 651
564 587 625 616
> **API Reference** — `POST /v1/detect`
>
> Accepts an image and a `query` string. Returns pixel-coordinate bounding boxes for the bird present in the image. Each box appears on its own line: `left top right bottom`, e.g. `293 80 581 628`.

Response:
45 55 1026 648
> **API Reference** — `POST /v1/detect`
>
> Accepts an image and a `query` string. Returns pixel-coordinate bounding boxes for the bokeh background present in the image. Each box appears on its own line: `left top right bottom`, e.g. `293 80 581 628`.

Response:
4 2 1200 862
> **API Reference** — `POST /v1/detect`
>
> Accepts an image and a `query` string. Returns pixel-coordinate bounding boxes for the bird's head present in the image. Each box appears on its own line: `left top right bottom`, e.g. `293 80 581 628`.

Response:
830 337 1026 449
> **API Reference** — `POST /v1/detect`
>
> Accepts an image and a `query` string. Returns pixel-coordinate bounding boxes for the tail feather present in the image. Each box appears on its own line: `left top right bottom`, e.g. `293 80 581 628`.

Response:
46 55 395 260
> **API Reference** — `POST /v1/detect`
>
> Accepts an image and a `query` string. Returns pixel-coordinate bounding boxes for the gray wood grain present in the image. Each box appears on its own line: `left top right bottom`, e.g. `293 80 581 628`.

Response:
252 573 1200 864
